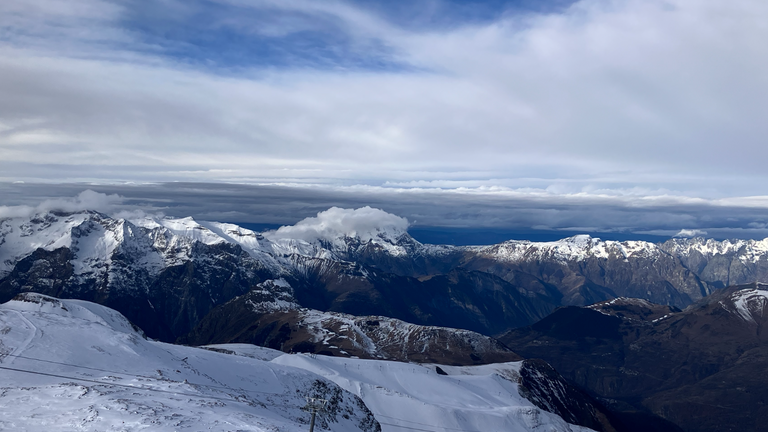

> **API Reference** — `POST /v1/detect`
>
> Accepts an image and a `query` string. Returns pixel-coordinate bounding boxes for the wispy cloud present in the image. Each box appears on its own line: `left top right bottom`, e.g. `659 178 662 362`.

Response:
1 0 767 200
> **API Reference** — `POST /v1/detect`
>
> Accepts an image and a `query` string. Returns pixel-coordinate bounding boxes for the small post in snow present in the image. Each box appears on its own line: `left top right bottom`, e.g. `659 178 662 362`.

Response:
304 397 328 432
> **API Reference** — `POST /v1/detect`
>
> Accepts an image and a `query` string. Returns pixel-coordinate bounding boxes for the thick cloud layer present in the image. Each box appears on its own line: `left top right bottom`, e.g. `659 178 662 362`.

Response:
1 0 768 198
264 206 409 243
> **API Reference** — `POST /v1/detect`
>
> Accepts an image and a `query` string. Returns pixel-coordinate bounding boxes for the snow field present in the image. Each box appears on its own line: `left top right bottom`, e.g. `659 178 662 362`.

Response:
0 294 594 432
0 294 377 432
273 354 594 432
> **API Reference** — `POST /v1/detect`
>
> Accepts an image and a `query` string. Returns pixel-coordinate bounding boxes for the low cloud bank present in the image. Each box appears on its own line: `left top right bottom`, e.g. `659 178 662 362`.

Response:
3 183 768 243
0 190 122 220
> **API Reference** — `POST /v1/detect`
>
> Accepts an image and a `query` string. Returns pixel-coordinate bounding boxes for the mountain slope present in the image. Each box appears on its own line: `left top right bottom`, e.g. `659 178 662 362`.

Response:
0 293 600 432
0 293 378 432
179 278 523 365
500 284 768 432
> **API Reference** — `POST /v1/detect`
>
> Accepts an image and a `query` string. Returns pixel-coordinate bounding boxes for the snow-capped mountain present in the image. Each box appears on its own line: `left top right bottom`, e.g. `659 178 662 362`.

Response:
0 293 598 432
3 206 768 348
465 234 768 307
0 209 555 342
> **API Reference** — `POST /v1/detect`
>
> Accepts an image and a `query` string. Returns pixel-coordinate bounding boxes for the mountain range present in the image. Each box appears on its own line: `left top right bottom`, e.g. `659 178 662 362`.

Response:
3 208 768 346
2 207 768 431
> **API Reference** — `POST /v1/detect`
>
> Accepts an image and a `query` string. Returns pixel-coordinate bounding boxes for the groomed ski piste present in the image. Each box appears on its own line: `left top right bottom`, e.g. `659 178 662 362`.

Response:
0 293 594 432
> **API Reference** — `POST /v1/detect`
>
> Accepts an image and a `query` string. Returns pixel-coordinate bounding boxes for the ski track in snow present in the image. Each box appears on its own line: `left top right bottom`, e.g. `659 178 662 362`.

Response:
3 310 36 365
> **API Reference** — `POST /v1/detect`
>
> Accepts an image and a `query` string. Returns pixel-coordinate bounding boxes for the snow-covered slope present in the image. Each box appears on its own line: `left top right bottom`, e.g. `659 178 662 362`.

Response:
717 286 768 323
273 354 595 432
0 293 378 432
0 294 595 432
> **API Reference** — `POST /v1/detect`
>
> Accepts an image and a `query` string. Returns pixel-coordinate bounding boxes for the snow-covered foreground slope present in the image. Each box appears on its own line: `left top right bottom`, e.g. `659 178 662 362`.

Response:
272 354 594 432
0 293 378 432
0 293 594 432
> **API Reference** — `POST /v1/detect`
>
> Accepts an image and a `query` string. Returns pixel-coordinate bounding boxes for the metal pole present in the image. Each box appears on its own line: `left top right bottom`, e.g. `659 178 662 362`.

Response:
305 397 327 432
309 409 317 432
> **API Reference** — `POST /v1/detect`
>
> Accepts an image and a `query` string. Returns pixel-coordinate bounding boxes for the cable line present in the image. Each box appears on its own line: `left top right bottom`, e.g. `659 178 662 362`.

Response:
2 353 286 396
374 414 484 432
2 358 504 432
0 365 295 411
378 421 451 432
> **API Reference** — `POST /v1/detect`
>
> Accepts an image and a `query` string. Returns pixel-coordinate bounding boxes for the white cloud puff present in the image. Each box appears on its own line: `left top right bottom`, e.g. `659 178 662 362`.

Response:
264 206 409 243
674 229 708 238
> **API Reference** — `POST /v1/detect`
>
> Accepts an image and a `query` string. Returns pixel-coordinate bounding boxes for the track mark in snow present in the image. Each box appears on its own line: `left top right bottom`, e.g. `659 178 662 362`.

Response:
0 310 37 365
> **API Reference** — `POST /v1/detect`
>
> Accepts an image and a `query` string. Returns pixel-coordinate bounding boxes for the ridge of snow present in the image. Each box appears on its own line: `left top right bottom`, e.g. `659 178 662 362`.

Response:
663 238 768 263
6 293 142 335
474 235 662 263
0 212 92 275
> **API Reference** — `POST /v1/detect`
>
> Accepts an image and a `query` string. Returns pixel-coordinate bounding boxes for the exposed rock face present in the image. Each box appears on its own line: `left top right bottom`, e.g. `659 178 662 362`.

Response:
0 211 275 341
500 285 768 432
0 211 556 341
518 359 618 432
179 279 522 365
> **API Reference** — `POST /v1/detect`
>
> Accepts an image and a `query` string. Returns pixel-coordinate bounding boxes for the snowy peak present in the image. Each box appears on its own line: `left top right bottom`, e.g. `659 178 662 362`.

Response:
475 235 661 262
263 206 415 259
662 237 768 263
719 285 768 323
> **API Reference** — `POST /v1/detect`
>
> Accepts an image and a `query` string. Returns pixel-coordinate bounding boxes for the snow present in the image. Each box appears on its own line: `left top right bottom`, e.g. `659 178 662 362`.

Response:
273 354 594 432
199 344 285 362
663 238 768 263
0 212 90 275
157 217 226 246
0 294 595 432
725 288 768 323
0 293 378 432
475 235 663 263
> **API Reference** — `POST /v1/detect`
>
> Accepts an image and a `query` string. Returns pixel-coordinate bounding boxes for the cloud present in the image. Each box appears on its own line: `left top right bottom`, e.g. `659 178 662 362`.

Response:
674 229 709 238
0 0 767 197
264 206 409 242
4 183 768 242
0 190 122 219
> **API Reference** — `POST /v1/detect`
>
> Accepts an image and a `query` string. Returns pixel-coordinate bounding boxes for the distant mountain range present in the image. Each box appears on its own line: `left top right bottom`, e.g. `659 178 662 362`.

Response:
4 208 766 431
2 209 767 346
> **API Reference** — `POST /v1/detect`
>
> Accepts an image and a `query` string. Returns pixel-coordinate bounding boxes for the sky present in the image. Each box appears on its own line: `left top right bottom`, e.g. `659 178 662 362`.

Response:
1 0 768 241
